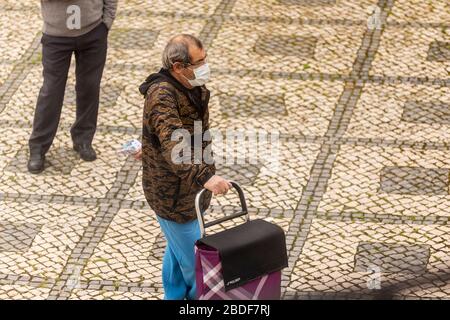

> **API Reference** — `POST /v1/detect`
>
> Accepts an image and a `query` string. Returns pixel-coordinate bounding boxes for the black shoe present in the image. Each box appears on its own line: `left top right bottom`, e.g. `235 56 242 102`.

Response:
27 153 45 174
73 143 97 161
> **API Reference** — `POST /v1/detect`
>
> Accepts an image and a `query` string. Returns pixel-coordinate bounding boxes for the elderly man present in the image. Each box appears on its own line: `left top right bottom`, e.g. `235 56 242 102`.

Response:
28 0 118 173
138 34 231 300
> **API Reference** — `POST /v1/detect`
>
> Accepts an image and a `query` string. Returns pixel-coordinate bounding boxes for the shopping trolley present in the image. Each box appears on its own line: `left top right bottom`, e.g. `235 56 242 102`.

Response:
194 181 288 300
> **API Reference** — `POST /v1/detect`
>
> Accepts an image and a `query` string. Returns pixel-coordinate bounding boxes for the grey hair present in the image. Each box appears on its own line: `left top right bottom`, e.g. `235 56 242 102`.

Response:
162 34 203 70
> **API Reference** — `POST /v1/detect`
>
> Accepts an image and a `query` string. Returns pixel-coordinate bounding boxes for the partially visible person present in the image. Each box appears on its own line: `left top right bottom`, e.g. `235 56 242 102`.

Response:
28 0 118 173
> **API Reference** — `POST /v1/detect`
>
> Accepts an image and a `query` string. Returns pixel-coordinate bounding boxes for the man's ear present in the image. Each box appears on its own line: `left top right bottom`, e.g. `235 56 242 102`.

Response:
172 62 184 74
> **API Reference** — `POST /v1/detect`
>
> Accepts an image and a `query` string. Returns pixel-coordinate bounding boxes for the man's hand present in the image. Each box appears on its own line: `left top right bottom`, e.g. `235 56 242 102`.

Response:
204 175 232 196
133 148 142 161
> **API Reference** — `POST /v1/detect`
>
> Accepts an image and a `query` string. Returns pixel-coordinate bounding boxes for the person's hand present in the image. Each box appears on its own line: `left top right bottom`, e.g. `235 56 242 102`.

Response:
204 175 232 196
133 148 142 161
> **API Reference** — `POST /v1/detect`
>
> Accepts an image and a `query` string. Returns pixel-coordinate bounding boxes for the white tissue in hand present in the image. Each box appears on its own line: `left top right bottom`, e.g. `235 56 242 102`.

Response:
118 139 141 156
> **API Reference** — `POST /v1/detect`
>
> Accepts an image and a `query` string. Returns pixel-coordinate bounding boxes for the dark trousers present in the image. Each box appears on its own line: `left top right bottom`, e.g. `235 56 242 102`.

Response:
29 22 108 156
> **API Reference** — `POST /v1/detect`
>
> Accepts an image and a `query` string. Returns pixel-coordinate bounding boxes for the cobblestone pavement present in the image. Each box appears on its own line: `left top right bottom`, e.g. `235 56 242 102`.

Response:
0 0 449 300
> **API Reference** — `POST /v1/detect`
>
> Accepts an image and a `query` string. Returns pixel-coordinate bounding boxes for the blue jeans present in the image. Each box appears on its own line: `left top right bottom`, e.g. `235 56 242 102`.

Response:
156 216 201 300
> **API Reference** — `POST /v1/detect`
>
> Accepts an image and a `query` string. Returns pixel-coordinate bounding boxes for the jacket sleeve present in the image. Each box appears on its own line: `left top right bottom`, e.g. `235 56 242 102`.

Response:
144 85 215 187
102 0 118 29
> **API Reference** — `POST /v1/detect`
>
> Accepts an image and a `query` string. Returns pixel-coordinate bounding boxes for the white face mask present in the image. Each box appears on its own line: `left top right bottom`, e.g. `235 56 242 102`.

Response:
184 63 210 87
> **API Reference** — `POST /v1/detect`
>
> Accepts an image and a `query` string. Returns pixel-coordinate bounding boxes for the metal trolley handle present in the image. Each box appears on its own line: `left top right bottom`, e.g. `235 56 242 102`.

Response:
195 181 249 238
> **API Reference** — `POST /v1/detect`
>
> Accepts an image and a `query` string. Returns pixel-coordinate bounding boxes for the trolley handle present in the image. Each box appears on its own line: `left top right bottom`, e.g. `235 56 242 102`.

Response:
195 181 249 238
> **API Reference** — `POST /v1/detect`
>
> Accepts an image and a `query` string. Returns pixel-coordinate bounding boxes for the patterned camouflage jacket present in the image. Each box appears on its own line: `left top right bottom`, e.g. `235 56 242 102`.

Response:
139 68 215 223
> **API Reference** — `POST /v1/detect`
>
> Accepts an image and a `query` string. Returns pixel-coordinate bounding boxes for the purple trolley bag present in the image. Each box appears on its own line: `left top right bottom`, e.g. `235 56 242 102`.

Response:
194 181 288 300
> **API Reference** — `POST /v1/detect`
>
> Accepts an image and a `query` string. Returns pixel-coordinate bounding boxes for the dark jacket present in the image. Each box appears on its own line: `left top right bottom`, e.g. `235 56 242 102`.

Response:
139 68 215 223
